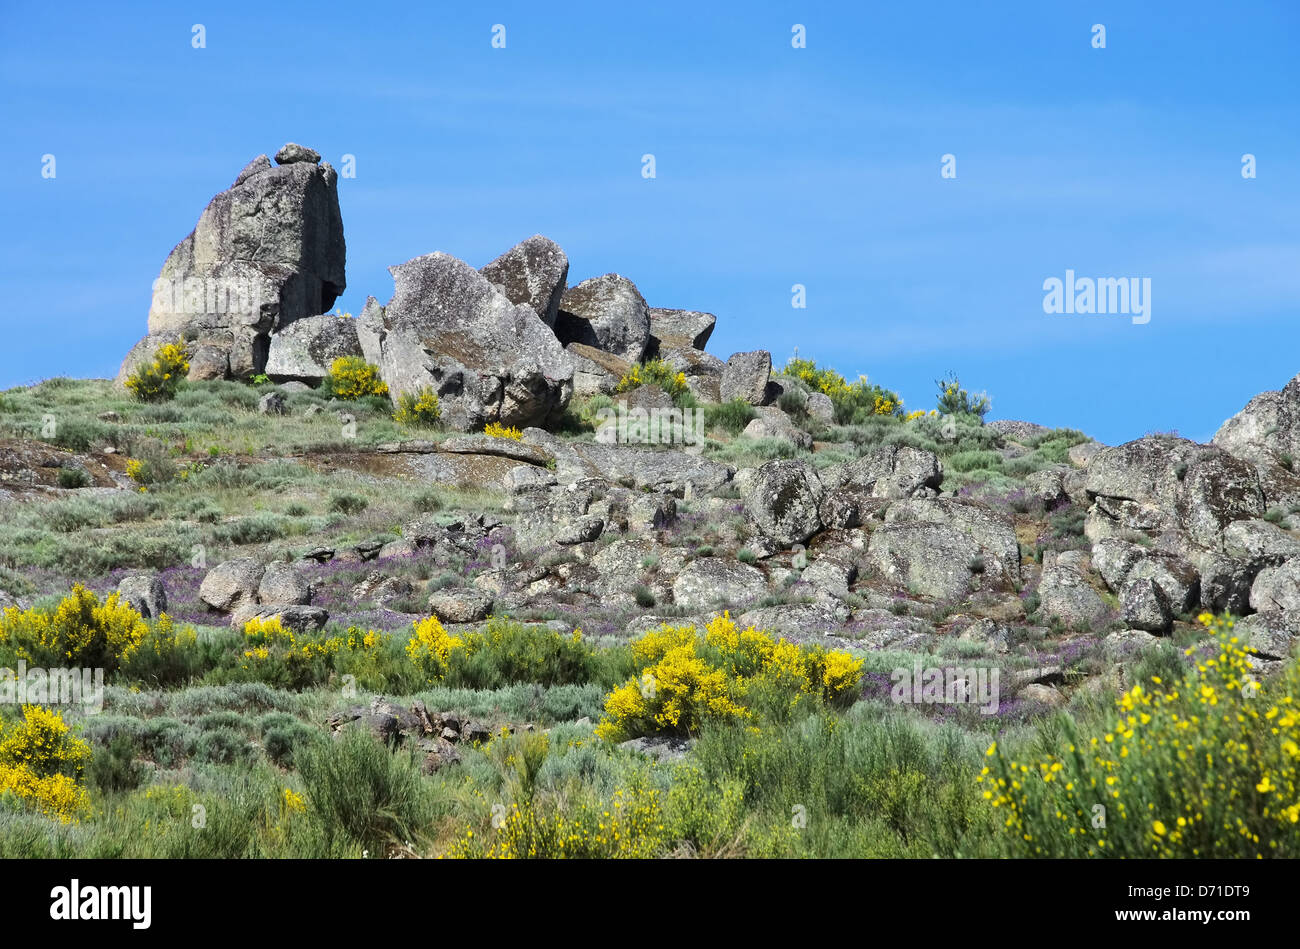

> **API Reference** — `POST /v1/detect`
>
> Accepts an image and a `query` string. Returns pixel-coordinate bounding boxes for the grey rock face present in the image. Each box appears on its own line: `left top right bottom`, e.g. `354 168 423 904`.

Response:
1091 538 1199 613
1024 467 1069 507
566 343 631 396
554 274 651 362
264 313 364 381
1213 372 1300 468
376 252 574 431
1085 435 1265 546
720 350 772 405
1222 518 1300 565
743 460 824 547
987 420 1051 443
1234 610 1300 660
236 605 329 635
1037 562 1111 630
188 345 230 381
657 343 724 402
1250 560 1300 613
257 562 311 606
131 146 345 380
822 445 943 499
1121 577 1172 633
806 391 835 424
672 558 768 611
117 575 167 619
258 391 287 415
524 430 733 496
647 308 715 351
428 589 494 624
885 499 1021 584
1190 549 1256 614
743 409 812 449
867 498 1021 600
275 143 321 165
199 558 266 612
479 235 569 328
867 523 984 601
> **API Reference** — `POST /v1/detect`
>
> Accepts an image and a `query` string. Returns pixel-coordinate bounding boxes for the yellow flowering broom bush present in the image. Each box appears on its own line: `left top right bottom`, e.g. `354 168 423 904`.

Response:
483 421 522 440
239 616 392 691
0 586 197 685
594 612 864 742
780 355 902 423
327 356 388 399
2 586 147 670
982 613 1300 857
614 358 690 403
405 615 611 689
393 387 441 427
125 341 189 402
0 705 91 823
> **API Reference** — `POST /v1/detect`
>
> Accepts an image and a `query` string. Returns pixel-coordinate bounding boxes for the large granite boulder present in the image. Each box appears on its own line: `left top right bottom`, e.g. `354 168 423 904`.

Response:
122 145 346 382
647 308 716 352
1213 373 1300 468
479 235 569 329
822 446 943 499
264 313 363 382
376 252 574 431
743 459 824 547
720 350 772 405
1085 435 1265 547
866 498 1022 601
553 274 651 362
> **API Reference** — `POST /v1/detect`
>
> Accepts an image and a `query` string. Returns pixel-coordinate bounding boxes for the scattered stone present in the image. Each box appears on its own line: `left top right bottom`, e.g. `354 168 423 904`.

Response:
199 558 265 612
259 391 288 415
428 589 493 624
117 575 167 619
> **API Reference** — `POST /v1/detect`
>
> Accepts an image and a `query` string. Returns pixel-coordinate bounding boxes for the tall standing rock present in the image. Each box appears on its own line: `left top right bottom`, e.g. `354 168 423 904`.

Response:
479 235 569 328
120 144 345 382
377 252 574 431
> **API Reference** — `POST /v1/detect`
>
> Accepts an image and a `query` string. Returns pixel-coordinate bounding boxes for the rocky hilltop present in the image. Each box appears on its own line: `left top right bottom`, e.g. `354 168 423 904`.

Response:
0 143 1297 859
117 144 770 432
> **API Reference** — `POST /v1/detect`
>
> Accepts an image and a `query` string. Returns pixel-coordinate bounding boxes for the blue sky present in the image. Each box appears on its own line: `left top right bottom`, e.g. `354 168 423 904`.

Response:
1 0 1296 444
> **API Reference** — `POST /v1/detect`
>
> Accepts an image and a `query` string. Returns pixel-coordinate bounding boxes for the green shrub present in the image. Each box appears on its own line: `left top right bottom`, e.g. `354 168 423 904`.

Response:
704 399 756 435
56 468 91 489
935 372 990 420
328 492 369 515
87 735 149 795
263 722 321 769
298 728 433 854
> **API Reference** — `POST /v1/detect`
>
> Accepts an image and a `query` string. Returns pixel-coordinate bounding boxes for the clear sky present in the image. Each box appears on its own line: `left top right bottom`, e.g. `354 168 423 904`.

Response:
1 0 1296 444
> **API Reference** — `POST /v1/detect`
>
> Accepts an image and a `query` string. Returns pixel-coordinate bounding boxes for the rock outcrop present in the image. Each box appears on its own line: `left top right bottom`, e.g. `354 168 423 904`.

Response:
121 144 345 382
376 252 574 430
